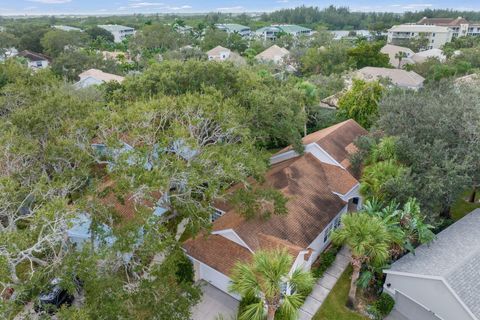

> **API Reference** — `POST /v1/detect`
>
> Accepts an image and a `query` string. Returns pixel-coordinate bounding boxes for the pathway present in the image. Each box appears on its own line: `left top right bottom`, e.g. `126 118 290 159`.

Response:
298 246 351 320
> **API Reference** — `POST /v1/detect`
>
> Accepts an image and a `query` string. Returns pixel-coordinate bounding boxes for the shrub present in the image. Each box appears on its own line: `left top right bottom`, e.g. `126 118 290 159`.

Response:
373 292 395 319
312 245 340 278
237 294 261 318
175 253 195 283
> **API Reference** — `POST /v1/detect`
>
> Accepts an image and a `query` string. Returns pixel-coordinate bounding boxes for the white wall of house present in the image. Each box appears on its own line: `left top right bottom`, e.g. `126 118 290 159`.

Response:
189 256 240 300
212 229 252 252
301 205 348 270
270 143 341 167
384 272 475 320
338 184 362 210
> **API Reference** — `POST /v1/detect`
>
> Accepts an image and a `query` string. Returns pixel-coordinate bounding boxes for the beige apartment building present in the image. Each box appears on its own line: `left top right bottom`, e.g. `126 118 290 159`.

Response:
387 24 452 49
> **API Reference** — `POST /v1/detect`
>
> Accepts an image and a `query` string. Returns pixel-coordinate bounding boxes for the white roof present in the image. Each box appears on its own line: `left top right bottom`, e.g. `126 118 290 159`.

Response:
355 67 425 89
256 45 290 62
78 69 124 83
412 48 446 63
388 24 451 33
98 24 135 32
387 209 480 318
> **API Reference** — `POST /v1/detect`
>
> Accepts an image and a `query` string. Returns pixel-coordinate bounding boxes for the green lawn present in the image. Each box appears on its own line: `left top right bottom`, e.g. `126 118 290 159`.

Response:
312 265 369 320
451 189 480 221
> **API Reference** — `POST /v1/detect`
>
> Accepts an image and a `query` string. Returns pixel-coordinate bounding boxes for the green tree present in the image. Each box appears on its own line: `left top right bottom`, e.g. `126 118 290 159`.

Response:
301 42 352 75
394 51 408 68
200 28 228 51
347 41 390 69
40 29 89 57
230 249 314 320
330 213 391 309
129 23 189 54
337 79 384 129
86 26 114 42
360 160 408 201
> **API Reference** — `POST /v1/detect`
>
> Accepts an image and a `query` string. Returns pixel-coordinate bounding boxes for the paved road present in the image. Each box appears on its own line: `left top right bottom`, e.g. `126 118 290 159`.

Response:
298 246 351 320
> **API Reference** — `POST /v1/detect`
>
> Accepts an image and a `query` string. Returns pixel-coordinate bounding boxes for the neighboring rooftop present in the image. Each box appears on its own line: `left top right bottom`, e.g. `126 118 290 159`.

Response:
417 16 470 26
380 44 415 68
78 69 125 83
53 25 82 32
256 45 290 62
17 50 51 62
256 24 312 34
388 209 480 318
206 45 231 57
411 48 446 63
355 67 425 89
98 24 134 32
215 23 250 33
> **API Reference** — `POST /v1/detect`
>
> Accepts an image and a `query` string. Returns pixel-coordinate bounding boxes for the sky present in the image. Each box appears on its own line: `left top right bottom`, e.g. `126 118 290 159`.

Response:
0 0 479 16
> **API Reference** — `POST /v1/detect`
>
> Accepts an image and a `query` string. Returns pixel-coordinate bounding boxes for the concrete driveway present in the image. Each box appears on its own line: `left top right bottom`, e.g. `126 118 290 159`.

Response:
191 281 239 320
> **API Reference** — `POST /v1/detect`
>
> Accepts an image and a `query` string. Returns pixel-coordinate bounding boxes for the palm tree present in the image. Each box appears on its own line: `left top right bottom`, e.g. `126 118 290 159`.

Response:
229 249 314 320
330 213 391 309
394 51 408 68
360 159 406 201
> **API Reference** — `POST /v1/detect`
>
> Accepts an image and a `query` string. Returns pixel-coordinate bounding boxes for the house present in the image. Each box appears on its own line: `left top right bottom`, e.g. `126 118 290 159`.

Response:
183 120 367 298
383 209 480 320
17 50 51 69
206 46 231 61
380 44 415 68
98 24 135 43
417 16 480 38
411 48 447 64
215 23 251 37
0 47 18 62
354 67 425 90
255 45 290 64
255 24 312 41
387 24 452 50
74 69 124 89
53 25 83 32
330 30 378 41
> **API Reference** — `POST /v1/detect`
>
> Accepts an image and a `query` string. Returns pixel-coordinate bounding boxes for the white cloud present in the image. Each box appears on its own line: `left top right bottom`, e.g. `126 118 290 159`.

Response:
28 0 71 3
129 2 164 8
276 0 289 3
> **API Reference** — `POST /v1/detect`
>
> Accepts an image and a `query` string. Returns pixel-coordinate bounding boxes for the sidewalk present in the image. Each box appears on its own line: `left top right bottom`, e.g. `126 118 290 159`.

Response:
298 246 351 320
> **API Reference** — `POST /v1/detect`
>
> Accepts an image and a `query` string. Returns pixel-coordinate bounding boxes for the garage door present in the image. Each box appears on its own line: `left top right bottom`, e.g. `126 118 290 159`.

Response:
395 291 441 320
200 263 238 299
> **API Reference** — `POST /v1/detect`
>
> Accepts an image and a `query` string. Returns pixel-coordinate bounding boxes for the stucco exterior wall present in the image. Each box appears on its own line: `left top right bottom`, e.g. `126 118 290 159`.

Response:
384 273 474 320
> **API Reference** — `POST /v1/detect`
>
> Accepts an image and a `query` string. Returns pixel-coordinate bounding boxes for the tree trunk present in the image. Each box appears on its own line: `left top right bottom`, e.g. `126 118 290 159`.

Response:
440 205 451 219
346 263 360 310
266 305 277 320
469 186 477 203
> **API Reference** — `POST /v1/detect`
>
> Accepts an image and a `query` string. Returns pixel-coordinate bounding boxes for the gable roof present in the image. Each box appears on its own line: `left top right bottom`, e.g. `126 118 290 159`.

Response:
256 45 290 62
184 152 358 275
17 50 51 62
206 46 230 57
277 119 367 173
411 48 446 63
380 44 415 68
388 209 480 318
78 69 124 83
355 67 425 89
417 16 470 26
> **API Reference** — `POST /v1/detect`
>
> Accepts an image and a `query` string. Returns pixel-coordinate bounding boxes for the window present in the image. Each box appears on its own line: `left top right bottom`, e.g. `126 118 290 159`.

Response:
323 224 333 243
432 33 435 37
352 197 359 205
334 216 341 229
36 61 43 67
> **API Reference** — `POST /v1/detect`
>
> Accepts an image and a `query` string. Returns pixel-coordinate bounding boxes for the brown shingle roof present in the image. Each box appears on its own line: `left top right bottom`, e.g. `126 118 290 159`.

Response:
417 17 470 26
17 50 51 62
277 119 367 173
183 235 252 275
184 152 358 274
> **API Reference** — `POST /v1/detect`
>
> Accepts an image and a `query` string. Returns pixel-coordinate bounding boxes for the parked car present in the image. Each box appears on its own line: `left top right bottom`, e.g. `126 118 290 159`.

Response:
34 278 78 313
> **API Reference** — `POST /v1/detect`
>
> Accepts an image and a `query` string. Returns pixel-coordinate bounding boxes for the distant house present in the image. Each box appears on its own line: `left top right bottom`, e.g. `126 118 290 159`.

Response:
53 25 83 32
17 50 51 69
411 48 447 64
255 24 312 41
206 46 231 61
215 23 251 37
255 45 290 64
183 120 367 298
330 30 378 41
380 44 415 68
417 16 480 38
98 24 135 43
387 24 452 50
0 47 18 62
384 209 480 320
74 68 124 89
354 67 425 90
